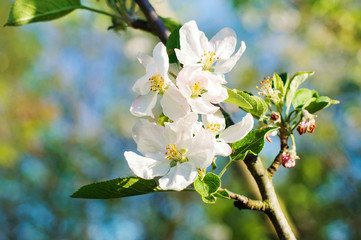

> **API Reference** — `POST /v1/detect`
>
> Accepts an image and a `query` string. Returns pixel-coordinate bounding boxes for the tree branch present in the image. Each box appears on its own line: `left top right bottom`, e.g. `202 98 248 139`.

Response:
134 0 170 45
267 126 289 176
244 154 296 240
226 189 269 211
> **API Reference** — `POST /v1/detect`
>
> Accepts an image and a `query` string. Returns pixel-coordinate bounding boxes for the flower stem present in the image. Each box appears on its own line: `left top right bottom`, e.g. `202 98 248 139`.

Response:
79 5 121 19
219 159 234 178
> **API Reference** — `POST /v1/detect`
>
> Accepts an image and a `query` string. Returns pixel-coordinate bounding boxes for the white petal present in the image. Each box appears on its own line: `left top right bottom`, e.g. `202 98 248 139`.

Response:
220 113 254 143
158 162 198 191
153 42 169 77
176 20 208 66
164 112 198 149
210 27 237 59
132 63 156 95
160 84 190 121
202 110 226 134
204 80 228 104
215 140 232 157
187 129 215 168
137 52 154 68
130 91 158 118
189 97 219 115
124 151 170 179
133 121 168 154
214 41 246 74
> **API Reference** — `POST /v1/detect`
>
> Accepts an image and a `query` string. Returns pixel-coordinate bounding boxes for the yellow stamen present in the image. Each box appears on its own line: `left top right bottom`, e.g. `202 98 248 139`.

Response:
205 122 221 134
191 81 207 98
200 50 218 72
149 74 167 94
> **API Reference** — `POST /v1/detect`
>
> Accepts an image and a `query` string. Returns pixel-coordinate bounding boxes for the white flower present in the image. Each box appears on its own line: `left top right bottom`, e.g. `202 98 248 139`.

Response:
202 111 254 156
124 113 215 191
130 42 190 121
175 20 246 78
176 66 228 114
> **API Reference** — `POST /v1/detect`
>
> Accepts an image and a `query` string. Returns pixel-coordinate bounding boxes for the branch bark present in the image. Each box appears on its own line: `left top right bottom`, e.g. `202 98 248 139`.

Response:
134 0 170 45
244 154 296 240
268 125 289 176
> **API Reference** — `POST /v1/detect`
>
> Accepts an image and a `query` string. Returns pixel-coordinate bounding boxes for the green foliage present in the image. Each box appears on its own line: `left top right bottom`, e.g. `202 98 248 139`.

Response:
214 189 230 199
231 127 278 161
166 25 181 64
273 72 285 95
194 173 221 204
160 17 181 32
224 88 267 118
284 72 314 113
292 88 318 109
5 0 82 26
305 96 339 114
71 177 163 199
292 88 339 113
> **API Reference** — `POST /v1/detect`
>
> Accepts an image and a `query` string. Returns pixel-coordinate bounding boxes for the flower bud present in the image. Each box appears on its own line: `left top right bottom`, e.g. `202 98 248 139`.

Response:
270 112 281 123
281 146 299 168
297 110 317 135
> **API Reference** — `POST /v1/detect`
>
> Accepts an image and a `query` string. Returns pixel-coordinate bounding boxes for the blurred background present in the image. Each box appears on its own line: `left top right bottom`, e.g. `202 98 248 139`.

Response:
0 0 360 239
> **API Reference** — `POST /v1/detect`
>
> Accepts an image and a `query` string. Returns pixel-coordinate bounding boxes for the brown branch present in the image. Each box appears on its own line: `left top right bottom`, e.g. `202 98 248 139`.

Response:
244 154 296 240
134 0 170 45
267 126 289 176
226 189 269 211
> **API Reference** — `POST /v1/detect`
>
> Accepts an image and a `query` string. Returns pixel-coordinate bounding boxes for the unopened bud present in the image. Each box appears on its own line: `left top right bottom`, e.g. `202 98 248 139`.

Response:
307 119 316 133
297 120 308 135
270 112 280 123
297 110 317 135
282 153 296 168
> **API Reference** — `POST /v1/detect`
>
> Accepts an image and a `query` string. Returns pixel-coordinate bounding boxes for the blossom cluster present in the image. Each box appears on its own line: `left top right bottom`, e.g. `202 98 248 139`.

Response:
124 20 254 191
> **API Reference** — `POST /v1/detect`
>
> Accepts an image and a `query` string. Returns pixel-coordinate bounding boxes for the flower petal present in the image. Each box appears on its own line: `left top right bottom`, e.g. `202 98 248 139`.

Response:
132 64 156 95
132 120 167 154
187 128 215 168
215 140 232 157
202 109 226 134
124 151 170 179
130 91 158 118
153 42 169 77
176 20 208 66
214 41 246 74
220 113 254 143
160 84 191 121
210 27 237 59
137 52 153 69
158 162 198 191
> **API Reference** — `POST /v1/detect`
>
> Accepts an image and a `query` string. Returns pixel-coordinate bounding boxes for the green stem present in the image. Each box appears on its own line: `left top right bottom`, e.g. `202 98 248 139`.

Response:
79 5 121 19
219 159 234 178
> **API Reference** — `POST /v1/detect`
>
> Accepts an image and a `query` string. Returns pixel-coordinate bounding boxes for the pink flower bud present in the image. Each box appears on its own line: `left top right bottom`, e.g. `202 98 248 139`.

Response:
282 153 296 168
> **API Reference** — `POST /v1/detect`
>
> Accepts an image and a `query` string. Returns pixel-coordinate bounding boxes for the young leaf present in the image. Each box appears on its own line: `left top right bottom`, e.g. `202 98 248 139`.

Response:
5 0 82 26
305 96 339 114
214 189 230 199
194 173 221 204
285 72 314 113
273 72 285 95
71 177 162 199
231 127 279 161
224 88 268 118
166 25 181 64
292 88 319 109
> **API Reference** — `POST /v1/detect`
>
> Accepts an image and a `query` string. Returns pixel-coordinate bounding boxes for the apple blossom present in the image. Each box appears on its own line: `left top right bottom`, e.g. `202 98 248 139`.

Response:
130 42 190 120
176 66 228 114
175 20 246 78
124 113 215 191
202 111 254 156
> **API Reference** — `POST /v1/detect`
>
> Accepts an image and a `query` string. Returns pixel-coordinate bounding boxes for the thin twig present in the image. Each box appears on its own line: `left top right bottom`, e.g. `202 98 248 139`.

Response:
225 189 269 211
267 126 289 177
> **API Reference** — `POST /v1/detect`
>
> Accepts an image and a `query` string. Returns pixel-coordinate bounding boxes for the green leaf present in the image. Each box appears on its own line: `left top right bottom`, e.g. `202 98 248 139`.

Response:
231 127 278 161
71 177 162 199
214 189 230 199
273 72 285 95
166 25 181 64
285 72 314 113
160 17 181 32
292 88 319 109
224 88 268 118
224 87 253 109
194 173 221 204
5 0 82 26
279 72 289 85
305 96 339 114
